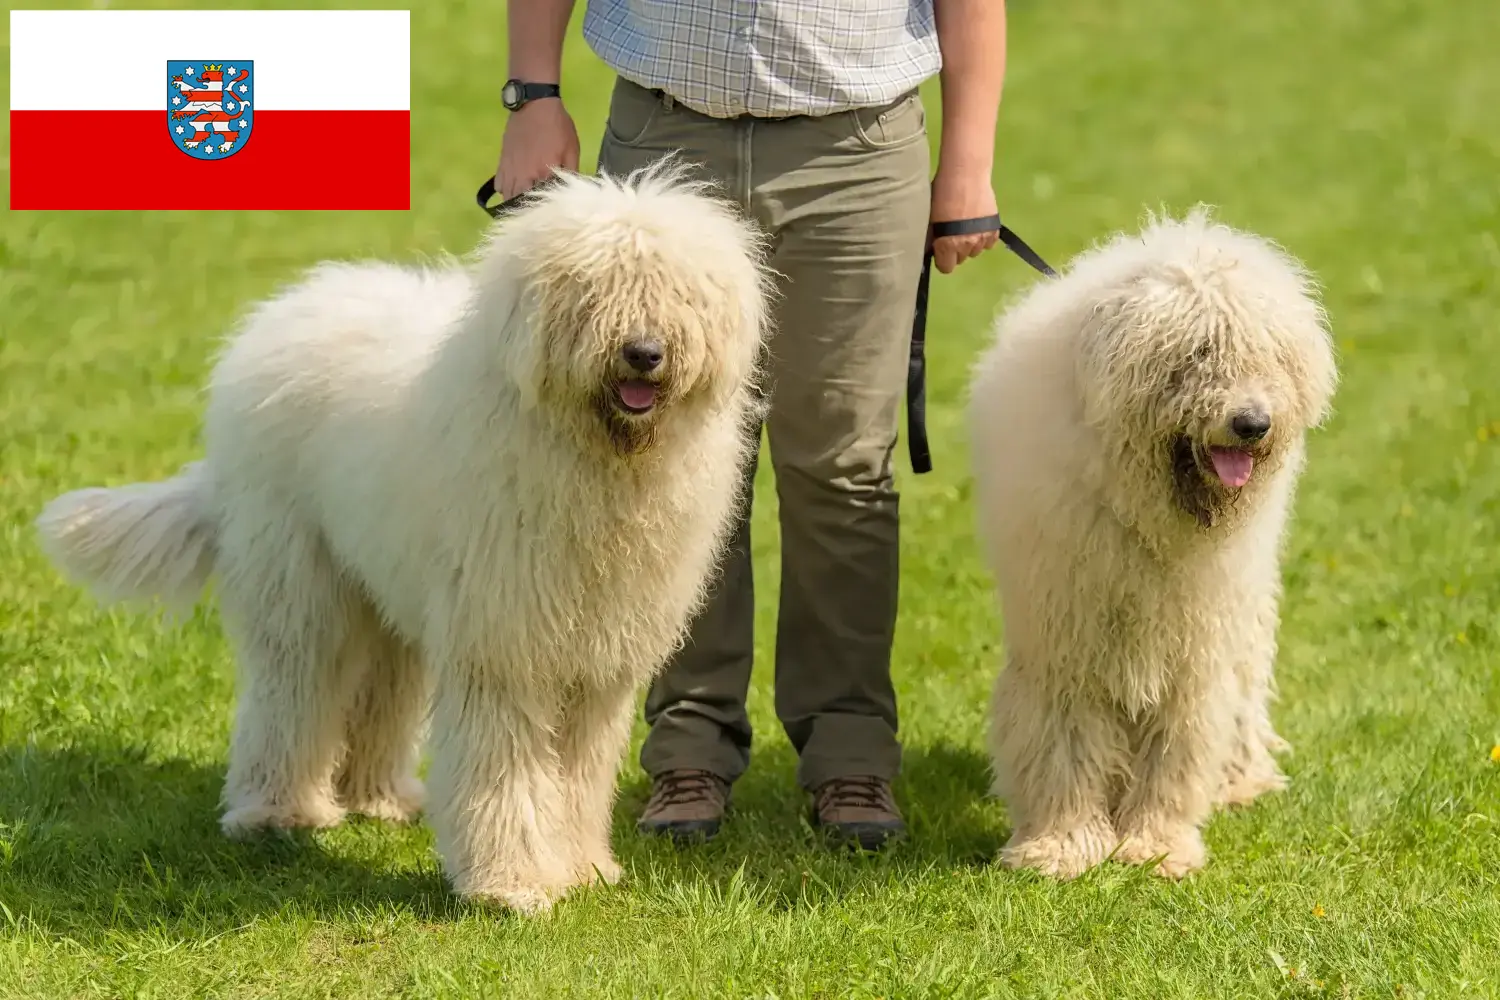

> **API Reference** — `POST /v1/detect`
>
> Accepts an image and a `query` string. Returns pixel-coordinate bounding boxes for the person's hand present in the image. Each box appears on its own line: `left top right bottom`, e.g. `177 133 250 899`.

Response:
495 99 580 200
929 163 999 274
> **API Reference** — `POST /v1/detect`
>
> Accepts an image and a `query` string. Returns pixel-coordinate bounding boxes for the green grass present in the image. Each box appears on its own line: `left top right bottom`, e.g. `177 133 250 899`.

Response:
4 0 1499 996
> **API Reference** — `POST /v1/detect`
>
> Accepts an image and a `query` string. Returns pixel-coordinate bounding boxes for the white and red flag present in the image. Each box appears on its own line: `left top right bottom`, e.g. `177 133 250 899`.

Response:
9 9 410 210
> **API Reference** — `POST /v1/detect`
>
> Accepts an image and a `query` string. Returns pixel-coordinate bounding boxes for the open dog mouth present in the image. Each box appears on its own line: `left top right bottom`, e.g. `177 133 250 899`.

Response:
1206 446 1255 489
1173 435 1258 492
612 379 658 415
1171 435 1264 528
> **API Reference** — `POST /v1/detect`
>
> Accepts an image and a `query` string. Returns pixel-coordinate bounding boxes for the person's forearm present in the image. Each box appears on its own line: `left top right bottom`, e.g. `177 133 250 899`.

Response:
933 0 1006 175
508 0 577 81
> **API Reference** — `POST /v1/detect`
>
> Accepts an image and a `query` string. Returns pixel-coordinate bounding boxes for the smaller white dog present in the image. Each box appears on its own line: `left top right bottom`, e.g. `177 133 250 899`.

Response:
969 209 1337 879
36 163 772 912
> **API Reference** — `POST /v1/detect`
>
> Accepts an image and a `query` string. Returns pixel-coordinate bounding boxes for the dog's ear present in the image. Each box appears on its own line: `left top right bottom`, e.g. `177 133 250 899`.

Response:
474 276 549 412
1278 315 1339 431
467 223 553 412
694 278 769 413
1073 297 1147 432
507 308 549 413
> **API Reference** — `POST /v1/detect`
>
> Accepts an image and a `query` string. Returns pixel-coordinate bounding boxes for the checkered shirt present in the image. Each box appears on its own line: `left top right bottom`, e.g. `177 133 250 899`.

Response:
581 0 942 119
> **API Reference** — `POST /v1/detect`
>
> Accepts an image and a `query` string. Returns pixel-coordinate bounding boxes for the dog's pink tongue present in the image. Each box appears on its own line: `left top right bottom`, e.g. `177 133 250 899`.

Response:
1210 447 1254 488
618 381 657 409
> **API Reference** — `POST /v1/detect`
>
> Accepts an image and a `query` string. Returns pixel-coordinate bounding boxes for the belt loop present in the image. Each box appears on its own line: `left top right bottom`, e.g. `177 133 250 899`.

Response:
662 92 675 111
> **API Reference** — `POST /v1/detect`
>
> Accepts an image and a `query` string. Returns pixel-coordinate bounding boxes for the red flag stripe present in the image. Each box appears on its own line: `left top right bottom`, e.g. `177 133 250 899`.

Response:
10 109 409 210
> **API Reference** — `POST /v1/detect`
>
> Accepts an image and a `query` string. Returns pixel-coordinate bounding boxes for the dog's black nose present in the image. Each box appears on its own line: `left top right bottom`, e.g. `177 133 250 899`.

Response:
1231 409 1272 442
621 340 664 374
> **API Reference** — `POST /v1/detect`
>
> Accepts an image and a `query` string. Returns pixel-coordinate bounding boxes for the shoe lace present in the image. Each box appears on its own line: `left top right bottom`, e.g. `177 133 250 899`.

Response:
653 770 725 807
818 775 893 812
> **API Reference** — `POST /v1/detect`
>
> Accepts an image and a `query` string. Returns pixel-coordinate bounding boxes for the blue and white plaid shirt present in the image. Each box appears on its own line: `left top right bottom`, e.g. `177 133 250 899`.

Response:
581 0 942 119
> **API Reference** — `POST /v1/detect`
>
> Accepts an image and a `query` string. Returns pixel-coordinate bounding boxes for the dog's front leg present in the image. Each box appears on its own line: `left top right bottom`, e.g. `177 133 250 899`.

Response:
991 663 1125 879
556 677 638 887
426 660 573 913
1112 671 1234 878
1216 601 1290 809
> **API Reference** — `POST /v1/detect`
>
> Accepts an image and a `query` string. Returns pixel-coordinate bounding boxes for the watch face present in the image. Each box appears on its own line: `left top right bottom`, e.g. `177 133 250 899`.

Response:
502 80 521 109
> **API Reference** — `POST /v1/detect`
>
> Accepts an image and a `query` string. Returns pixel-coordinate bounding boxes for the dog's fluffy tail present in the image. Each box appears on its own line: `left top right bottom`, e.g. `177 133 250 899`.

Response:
35 461 218 614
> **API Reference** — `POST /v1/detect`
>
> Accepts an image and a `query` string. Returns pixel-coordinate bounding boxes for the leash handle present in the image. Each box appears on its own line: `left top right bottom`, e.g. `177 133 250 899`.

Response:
907 213 1058 476
476 176 506 217
930 215 1003 242
477 175 563 219
929 214 1058 278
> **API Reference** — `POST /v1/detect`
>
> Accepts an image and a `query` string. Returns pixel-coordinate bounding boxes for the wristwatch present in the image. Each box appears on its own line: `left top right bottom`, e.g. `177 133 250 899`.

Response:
502 79 561 111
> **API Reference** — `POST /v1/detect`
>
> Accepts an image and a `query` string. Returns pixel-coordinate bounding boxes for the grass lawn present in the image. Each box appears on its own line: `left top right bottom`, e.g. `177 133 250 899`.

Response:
4 0 1500 996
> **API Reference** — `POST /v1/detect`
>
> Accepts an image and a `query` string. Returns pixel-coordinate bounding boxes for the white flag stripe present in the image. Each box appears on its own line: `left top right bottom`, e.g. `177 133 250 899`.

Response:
9 9 409 111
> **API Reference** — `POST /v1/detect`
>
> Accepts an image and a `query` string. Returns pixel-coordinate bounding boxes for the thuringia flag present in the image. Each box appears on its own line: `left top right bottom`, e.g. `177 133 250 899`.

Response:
10 10 410 210
168 62 255 160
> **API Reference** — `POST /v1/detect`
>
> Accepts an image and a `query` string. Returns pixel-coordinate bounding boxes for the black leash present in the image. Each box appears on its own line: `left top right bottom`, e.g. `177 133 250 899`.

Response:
477 177 1057 476
477 175 554 218
907 215 1058 475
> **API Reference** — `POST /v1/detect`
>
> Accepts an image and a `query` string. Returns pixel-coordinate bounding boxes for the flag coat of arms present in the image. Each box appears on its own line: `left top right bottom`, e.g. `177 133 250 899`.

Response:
168 61 256 159
10 10 410 210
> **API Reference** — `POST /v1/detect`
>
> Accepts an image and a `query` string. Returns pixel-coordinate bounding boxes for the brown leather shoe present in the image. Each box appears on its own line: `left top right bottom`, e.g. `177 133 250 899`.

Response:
637 769 731 841
811 775 906 850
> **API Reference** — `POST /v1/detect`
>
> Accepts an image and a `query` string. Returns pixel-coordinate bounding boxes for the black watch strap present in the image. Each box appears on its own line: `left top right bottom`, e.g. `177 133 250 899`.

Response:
503 79 561 110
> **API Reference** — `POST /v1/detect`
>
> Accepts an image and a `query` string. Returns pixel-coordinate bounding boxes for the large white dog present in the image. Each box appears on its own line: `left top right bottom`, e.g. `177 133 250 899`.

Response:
36 164 772 912
969 209 1337 879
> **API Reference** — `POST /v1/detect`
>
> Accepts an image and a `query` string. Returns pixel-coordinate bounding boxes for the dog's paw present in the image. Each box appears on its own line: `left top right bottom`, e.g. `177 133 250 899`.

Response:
469 885 558 916
999 821 1116 879
455 872 574 915
575 853 624 887
341 775 426 823
1260 728 1291 756
1215 731 1290 809
220 795 346 838
1215 765 1288 809
447 849 578 915
1113 822 1207 879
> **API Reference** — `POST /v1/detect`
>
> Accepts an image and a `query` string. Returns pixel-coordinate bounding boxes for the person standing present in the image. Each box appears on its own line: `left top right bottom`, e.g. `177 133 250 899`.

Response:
495 0 1006 849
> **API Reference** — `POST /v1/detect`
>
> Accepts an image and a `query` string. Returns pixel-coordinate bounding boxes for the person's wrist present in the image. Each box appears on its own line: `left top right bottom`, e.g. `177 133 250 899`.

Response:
503 77 563 114
509 96 563 118
936 126 997 176
935 147 995 181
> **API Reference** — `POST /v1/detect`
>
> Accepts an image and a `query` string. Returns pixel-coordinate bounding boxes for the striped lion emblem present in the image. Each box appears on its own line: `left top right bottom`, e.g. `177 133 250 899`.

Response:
167 60 254 159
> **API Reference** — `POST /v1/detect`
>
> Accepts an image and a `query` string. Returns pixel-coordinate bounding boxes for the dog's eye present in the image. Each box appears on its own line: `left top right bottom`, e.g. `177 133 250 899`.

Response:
1166 344 1213 391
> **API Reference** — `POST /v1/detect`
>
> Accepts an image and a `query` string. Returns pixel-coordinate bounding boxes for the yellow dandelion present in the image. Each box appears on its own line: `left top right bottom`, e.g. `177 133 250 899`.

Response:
1489 744 1500 763
1312 903 1326 918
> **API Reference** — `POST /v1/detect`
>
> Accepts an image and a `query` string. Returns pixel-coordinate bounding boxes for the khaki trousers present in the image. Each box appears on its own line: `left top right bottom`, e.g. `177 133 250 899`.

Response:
597 76 931 791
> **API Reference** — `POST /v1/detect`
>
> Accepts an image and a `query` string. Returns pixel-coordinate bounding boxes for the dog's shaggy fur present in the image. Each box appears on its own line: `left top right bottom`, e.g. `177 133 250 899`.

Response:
35 164 772 912
968 209 1337 879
